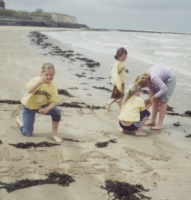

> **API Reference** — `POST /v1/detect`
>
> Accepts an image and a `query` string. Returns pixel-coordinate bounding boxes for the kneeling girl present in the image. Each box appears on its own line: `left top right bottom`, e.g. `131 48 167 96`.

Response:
118 84 151 136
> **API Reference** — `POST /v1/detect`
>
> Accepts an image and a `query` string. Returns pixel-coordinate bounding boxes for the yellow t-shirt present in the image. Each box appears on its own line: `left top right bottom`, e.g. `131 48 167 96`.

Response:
118 96 145 122
110 60 125 92
21 76 59 109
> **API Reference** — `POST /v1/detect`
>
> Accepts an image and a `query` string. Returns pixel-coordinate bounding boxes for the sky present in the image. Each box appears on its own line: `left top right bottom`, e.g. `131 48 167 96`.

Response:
5 0 191 33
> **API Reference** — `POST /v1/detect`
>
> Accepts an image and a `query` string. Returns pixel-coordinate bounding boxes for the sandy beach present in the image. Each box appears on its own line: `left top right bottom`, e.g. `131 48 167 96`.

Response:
0 26 191 200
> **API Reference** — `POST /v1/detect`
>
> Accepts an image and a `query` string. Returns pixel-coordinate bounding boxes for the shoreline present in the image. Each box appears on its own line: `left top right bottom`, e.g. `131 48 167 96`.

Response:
0 26 191 200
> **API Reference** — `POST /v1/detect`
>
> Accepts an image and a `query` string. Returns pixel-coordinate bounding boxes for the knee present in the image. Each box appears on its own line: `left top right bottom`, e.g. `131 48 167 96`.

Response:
52 106 61 122
146 110 150 117
20 127 33 137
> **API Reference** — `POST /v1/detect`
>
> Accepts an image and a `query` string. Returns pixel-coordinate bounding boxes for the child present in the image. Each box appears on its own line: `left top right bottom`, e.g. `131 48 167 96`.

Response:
118 84 151 136
106 47 127 111
134 65 176 130
16 63 63 143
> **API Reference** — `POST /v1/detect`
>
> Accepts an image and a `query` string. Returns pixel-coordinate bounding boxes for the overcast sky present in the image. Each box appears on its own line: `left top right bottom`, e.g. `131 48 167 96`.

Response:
5 0 191 33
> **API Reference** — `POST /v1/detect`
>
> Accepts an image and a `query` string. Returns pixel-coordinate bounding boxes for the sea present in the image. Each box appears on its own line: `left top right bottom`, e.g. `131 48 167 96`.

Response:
41 30 191 108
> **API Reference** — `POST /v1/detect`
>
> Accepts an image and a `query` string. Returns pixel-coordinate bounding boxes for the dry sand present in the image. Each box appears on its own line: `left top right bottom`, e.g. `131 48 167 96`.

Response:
0 26 191 200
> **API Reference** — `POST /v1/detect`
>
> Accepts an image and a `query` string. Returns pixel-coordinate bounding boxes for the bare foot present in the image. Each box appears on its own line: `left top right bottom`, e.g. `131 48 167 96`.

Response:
118 127 124 133
16 116 23 128
52 135 63 144
135 131 147 136
106 102 111 111
151 125 163 130
144 121 156 126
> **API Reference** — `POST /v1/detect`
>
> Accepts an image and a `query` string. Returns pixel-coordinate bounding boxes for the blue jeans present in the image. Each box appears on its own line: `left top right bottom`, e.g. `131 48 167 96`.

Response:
20 104 61 136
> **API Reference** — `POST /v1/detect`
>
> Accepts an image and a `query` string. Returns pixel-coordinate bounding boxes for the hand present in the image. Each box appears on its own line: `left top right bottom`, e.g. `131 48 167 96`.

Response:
38 108 48 115
145 99 152 109
150 96 157 103
145 99 151 106
39 75 47 84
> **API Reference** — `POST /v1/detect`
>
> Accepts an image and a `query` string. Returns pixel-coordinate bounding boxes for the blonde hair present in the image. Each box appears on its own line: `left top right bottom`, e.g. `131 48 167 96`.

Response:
41 63 55 74
122 83 141 105
133 72 150 88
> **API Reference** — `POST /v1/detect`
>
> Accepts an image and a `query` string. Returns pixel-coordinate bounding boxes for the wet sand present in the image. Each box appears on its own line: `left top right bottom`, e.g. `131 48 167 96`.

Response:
0 26 191 200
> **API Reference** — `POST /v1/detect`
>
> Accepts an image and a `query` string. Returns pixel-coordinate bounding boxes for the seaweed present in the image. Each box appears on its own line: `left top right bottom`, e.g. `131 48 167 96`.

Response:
9 141 60 149
185 134 191 138
173 122 180 127
0 172 75 193
58 89 73 97
0 100 21 104
185 110 191 117
140 90 149 95
0 140 2 144
167 105 174 112
92 86 112 92
59 102 106 110
62 137 85 142
167 112 187 117
95 139 117 148
101 180 152 200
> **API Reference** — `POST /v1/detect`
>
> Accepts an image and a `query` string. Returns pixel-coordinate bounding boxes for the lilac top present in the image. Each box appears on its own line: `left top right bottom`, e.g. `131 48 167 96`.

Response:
149 65 173 98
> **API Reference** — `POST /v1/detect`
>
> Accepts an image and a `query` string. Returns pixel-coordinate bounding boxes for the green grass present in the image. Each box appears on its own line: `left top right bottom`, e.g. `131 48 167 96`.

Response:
0 9 51 18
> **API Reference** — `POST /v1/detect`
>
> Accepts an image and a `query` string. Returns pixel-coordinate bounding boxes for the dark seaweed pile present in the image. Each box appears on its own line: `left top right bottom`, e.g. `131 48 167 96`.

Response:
95 139 117 148
58 89 73 97
92 86 112 92
0 140 2 144
185 134 191 138
173 122 180 127
9 141 60 149
140 90 149 95
101 180 151 200
59 101 106 110
0 172 75 193
0 100 21 104
167 105 174 112
62 137 85 142
185 110 191 117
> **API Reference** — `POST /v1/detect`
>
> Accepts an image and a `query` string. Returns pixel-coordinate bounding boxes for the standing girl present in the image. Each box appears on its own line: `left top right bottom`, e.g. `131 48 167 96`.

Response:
16 63 63 143
134 65 176 130
118 84 151 136
106 47 127 111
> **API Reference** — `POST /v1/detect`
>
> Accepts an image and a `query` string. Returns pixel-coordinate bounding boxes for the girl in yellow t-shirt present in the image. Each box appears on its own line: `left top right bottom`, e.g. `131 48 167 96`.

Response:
118 84 151 136
16 63 63 143
106 47 127 111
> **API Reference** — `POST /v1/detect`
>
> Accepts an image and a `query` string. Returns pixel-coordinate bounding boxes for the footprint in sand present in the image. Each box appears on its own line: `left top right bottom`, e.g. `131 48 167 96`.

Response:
0 147 22 161
80 150 118 162
26 150 39 164
11 105 22 118
150 172 161 186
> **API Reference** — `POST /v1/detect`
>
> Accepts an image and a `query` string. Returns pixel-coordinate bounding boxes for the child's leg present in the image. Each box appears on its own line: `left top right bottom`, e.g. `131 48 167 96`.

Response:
51 121 63 143
16 106 36 136
135 117 148 136
135 110 150 136
45 105 63 143
144 98 159 126
106 98 118 111
118 97 123 109
151 102 166 130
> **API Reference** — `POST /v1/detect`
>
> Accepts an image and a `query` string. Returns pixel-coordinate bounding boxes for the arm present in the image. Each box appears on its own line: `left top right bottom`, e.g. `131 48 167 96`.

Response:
27 76 47 93
152 76 168 98
38 102 57 114
38 84 59 114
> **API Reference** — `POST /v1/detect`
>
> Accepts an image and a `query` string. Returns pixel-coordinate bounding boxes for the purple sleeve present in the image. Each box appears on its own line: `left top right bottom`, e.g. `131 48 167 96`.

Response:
152 76 167 98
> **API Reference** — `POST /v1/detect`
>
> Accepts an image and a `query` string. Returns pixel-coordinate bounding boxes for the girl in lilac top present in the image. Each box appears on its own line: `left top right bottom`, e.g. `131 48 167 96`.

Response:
134 65 176 130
